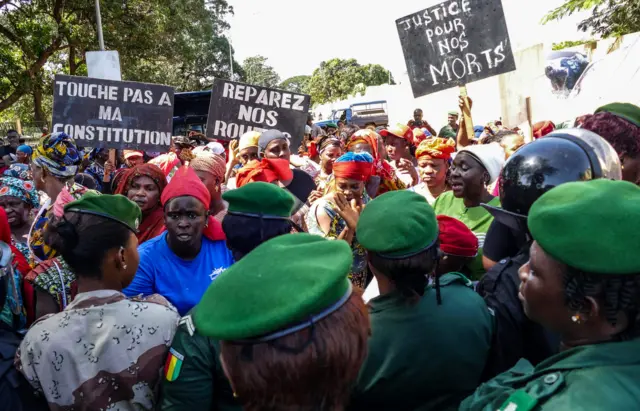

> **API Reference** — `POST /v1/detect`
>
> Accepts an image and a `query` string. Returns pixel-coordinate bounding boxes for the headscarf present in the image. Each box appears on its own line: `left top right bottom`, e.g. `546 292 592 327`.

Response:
258 130 287 154
533 121 556 139
161 166 225 241
346 129 405 194
412 128 428 146
3 163 30 180
415 138 456 161
116 163 168 244
0 177 39 209
31 132 81 178
333 152 373 182
317 136 343 155
16 145 32 156
457 143 506 184
236 158 293 188
190 152 226 182
239 131 261 151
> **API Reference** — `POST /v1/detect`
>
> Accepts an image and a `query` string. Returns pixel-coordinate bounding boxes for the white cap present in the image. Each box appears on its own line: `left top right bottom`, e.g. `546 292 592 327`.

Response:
457 143 505 184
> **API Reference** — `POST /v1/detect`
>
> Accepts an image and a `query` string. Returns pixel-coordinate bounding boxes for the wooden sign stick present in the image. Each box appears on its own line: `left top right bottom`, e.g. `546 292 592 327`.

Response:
459 85 474 142
103 149 116 183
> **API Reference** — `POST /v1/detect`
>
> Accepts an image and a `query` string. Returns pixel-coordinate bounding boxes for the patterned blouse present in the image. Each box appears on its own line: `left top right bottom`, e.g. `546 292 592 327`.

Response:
16 290 180 411
306 193 371 289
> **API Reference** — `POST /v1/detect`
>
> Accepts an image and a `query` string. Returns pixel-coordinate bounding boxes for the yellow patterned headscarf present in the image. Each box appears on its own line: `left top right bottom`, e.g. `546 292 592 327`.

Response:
415 138 456 160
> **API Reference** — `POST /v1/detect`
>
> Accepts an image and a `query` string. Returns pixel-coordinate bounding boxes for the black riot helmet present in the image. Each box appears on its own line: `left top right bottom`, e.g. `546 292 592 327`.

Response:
483 128 622 232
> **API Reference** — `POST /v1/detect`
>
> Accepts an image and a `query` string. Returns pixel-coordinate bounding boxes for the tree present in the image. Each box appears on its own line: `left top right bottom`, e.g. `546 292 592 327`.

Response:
242 55 280 88
543 0 640 38
279 75 310 93
306 58 394 105
0 0 241 123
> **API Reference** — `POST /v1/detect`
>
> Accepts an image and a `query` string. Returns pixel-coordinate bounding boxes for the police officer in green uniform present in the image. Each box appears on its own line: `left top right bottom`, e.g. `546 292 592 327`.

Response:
160 183 296 411
350 190 494 411
194 233 370 411
461 179 640 410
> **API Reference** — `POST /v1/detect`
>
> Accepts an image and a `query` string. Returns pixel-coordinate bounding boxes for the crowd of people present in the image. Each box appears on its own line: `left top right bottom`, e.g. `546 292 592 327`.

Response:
0 97 640 411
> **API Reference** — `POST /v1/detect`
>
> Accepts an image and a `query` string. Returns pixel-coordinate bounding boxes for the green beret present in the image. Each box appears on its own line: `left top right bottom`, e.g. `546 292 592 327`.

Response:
448 111 459 116
528 179 640 274
194 233 353 340
357 190 438 258
595 102 640 127
64 192 141 232
222 182 295 218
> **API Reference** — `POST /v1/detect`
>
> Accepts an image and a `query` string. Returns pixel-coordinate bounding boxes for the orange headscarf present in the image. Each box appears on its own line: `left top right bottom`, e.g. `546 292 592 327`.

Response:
236 158 293 188
415 138 456 161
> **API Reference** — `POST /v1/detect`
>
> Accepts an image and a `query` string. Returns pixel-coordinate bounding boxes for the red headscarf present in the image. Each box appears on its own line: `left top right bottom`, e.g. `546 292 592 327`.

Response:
161 167 225 241
437 215 478 258
116 164 168 244
346 129 404 194
235 158 293 188
0 207 34 325
533 121 555 139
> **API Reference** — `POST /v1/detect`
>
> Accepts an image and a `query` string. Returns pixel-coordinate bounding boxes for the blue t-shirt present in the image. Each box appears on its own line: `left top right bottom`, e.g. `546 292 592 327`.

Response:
123 233 234 315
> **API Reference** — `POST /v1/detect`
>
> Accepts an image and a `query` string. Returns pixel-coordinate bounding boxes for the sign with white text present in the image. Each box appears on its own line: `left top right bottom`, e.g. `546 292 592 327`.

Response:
52 75 174 151
206 79 311 150
396 0 516 97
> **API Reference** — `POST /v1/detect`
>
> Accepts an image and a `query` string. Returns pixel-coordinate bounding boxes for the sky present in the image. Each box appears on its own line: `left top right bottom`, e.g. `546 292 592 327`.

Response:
227 0 590 81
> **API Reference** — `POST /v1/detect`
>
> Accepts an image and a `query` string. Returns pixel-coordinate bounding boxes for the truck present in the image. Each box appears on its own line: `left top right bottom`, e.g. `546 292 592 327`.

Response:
315 100 389 129
172 90 211 136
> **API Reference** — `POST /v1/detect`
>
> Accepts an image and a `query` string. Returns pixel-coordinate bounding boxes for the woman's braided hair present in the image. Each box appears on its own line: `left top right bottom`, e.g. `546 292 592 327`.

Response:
564 267 640 340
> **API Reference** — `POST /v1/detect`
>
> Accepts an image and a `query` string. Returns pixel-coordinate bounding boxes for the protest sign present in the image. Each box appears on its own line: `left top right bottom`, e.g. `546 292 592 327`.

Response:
396 0 516 97
52 75 174 151
206 79 311 150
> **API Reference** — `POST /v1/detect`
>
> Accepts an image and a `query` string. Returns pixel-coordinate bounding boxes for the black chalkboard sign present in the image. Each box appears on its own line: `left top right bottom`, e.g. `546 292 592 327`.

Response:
206 79 311 151
396 0 516 97
52 75 174 151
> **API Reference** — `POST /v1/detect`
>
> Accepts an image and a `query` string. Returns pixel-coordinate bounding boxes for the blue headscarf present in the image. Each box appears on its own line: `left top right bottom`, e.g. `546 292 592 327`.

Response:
334 151 374 164
31 132 81 178
16 145 32 156
0 176 40 208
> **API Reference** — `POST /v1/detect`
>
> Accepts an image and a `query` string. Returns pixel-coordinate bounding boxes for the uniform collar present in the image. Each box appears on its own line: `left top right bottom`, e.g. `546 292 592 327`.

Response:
534 338 640 372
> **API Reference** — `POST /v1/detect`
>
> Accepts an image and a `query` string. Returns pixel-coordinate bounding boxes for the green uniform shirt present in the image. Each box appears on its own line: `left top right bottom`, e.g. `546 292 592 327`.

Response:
460 337 640 410
433 191 500 280
160 313 241 411
350 273 494 411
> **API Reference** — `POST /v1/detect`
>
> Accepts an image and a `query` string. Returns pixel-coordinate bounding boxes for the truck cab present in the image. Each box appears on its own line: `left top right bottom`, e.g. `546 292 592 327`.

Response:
315 100 389 129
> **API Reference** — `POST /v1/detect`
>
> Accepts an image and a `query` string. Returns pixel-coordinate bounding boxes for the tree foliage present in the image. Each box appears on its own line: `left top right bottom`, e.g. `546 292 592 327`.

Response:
279 75 310 94
306 58 394 105
0 0 241 123
242 55 280 88
543 0 640 38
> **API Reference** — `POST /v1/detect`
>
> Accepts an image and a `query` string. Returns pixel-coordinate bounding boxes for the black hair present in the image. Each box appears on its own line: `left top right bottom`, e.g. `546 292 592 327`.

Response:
222 214 292 261
564 267 640 340
367 244 440 302
483 129 518 145
44 212 132 278
74 173 98 190
339 125 360 142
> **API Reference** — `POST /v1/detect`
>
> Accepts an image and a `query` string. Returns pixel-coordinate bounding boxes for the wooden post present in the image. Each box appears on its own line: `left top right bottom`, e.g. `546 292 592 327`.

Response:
458 85 474 141
15 119 21 135
104 149 116 183
525 96 533 142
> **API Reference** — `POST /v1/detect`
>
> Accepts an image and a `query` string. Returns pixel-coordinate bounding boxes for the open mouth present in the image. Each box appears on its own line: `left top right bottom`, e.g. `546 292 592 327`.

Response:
450 182 464 192
176 233 192 241
133 199 147 208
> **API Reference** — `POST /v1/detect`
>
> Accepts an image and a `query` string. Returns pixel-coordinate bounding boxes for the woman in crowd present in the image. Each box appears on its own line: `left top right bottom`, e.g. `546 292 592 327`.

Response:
0 176 39 258
123 167 233 316
0 207 33 330
123 150 145 168
190 152 228 221
150 136 196 182
581 103 640 185
346 129 404 197
352 191 493 411
410 137 455 205
16 145 32 165
434 143 505 280
380 124 420 188
193 234 369 411
28 132 85 264
16 193 180 411
83 148 115 192
160 182 296 411
306 152 372 288
4 163 31 180
314 135 343 193
115 163 168 244
462 179 640 410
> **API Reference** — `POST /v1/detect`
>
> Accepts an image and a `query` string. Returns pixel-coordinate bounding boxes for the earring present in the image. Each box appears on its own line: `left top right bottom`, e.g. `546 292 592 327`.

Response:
571 313 583 324
123 264 128 270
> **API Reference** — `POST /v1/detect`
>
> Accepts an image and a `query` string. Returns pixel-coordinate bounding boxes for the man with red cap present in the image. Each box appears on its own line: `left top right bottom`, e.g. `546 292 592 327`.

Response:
123 166 233 315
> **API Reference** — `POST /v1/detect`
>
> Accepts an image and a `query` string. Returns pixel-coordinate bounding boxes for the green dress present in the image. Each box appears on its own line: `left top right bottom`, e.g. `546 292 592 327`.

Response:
433 191 500 280
350 273 494 411
160 312 241 411
460 337 640 410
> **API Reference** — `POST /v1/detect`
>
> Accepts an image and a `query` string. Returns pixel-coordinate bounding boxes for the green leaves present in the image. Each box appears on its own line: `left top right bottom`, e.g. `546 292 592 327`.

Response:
279 75 310 94
306 58 393 106
242 56 280 88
